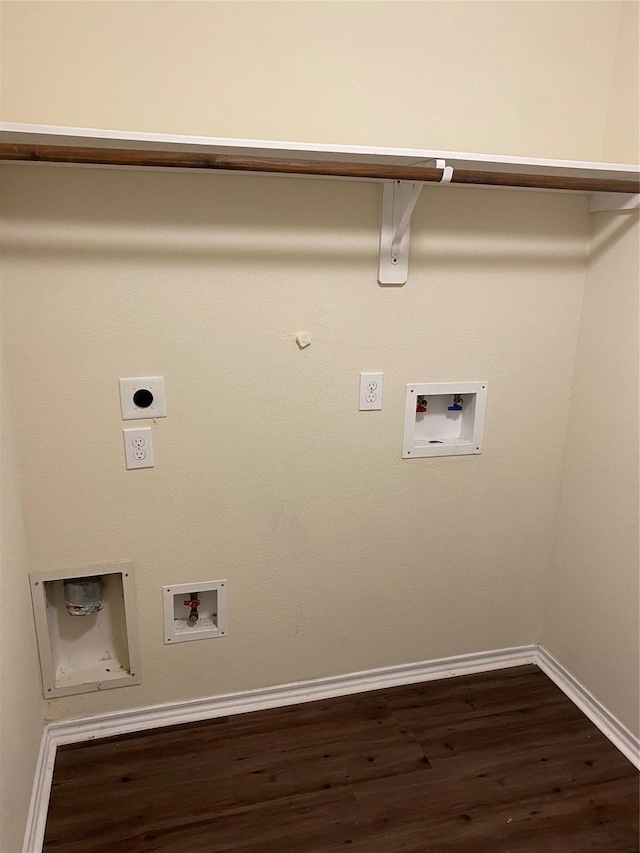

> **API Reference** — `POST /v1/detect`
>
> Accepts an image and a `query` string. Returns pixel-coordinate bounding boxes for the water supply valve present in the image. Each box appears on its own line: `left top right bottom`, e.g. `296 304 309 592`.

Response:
416 395 428 413
448 394 463 411
184 594 200 625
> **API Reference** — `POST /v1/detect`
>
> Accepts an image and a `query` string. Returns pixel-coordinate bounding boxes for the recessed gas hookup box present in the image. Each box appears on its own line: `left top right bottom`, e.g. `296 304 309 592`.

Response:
403 381 488 458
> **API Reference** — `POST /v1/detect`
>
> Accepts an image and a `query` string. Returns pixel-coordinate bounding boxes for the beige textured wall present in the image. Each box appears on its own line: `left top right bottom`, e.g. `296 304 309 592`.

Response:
1 164 588 722
540 1 640 738
0 0 621 160
0 0 635 756
541 212 639 736
602 0 639 163
0 2 636 849
0 347 44 852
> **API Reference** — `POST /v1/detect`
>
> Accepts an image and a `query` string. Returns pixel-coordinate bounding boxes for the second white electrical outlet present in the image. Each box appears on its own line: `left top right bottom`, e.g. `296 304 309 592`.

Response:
123 427 154 469
359 372 383 411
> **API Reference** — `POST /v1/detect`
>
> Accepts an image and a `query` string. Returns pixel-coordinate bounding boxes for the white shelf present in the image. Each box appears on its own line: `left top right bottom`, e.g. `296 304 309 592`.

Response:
1 121 638 184
3 122 637 285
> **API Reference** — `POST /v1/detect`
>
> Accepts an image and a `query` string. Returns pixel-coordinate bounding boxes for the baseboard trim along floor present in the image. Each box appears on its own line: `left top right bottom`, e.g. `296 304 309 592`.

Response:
536 646 639 771
23 643 640 853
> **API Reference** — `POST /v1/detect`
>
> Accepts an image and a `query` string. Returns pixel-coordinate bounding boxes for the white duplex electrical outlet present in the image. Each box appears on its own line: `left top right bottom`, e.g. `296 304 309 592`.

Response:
359 372 383 411
123 427 154 469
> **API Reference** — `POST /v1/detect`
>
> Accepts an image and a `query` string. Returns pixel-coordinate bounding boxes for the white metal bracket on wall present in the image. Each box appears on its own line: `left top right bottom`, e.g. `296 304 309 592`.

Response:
589 193 639 213
378 159 453 285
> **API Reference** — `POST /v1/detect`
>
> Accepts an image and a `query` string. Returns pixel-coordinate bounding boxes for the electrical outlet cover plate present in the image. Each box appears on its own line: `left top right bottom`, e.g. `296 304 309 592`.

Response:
119 376 167 420
359 372 383 411
123 427 154 469
403 381 488 458
163 581 228 644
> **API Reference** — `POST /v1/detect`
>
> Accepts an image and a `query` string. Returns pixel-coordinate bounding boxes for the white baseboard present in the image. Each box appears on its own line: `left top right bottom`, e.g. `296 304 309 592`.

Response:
23 642 639 853
536 646 640 770
21 728 56 853
49 644 538 746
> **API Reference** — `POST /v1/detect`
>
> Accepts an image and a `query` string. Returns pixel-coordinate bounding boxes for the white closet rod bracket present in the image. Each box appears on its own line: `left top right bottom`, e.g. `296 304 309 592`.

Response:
378 161 453 285
589 193 639 213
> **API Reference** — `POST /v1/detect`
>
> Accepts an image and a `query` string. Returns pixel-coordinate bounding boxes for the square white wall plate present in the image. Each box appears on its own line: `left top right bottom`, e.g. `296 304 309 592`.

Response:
403 381 488 458
163 580 228 644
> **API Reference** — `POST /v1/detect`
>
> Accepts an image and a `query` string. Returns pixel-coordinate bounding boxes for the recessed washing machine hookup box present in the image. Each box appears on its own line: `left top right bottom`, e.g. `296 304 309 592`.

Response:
403 381 488 459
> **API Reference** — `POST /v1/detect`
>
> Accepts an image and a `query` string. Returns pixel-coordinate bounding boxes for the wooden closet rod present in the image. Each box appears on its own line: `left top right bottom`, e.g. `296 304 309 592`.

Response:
0 144 638 194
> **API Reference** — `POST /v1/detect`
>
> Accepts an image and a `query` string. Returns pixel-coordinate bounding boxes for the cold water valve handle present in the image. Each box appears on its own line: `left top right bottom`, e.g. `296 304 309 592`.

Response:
448 394 463 411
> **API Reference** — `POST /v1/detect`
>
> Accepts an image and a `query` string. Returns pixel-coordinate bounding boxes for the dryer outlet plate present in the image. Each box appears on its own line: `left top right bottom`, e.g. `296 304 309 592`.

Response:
119 376 167 420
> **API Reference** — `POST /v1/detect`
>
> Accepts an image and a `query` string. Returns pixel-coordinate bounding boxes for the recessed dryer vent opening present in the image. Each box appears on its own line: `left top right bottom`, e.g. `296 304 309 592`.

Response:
403 382 488 458
29 561 141 697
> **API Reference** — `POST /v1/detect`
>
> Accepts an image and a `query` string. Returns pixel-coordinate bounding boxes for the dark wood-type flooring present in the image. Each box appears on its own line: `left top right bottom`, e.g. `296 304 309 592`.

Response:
43 665 639 852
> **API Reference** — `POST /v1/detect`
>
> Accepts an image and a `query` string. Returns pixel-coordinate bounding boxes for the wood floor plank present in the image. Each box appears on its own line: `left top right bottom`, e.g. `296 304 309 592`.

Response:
43 666 639 852
383 668 571 729
350 752 639 852
43 787 364 853
48 698 430 831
